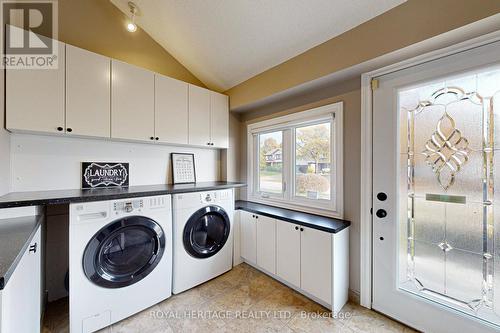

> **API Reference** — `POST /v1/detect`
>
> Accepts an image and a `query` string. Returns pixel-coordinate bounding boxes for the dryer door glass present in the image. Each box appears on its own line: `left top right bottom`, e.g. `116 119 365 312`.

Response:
183 206 230 258
83 216 165 288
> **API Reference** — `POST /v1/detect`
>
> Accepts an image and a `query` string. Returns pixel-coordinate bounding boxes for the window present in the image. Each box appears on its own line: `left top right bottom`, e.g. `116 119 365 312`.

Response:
258 131 283 195
248 102 343 217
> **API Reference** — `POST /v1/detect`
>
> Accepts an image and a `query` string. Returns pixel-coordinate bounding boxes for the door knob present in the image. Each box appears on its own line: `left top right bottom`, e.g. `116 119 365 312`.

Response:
377 192 388 201
376 209 387 218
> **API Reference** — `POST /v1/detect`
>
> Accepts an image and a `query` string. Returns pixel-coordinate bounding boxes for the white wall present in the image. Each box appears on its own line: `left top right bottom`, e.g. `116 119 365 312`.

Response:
0 70 11 196
10 134 220 192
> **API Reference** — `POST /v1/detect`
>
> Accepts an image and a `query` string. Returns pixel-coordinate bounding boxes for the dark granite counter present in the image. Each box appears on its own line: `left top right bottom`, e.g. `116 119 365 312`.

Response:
0 214 43 290
235 200 350 234
0 182 246 209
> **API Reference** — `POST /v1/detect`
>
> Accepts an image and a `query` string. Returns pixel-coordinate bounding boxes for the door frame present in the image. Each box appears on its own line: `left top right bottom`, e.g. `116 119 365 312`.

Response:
359 23 500 308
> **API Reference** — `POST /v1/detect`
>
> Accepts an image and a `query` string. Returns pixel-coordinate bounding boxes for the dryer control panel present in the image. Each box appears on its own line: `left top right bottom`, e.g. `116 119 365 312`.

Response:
199 190 232 204
200 192 215 204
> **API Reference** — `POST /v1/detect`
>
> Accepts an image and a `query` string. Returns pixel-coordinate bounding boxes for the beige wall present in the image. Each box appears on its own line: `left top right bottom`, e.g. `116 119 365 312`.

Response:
0 70 10 196
225 0 500 109
58 0 205 87
221 112 243 198
239 78 361 292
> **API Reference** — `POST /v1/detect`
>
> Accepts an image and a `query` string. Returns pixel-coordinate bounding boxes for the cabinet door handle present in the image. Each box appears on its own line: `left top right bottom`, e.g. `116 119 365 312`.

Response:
29 243 37 254
155 137 159 141
295 226 299 230
300 228 304 232
57 127 63 132
150 137 155 140
66 128 73 133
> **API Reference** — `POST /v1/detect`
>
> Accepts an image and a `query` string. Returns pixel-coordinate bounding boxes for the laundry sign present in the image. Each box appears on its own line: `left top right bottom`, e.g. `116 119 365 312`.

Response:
81 162 129 189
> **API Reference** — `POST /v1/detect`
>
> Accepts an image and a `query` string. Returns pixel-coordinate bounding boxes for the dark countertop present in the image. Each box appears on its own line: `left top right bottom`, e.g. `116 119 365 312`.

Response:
0 182 246 209
0 214 43 290
235 200 350 234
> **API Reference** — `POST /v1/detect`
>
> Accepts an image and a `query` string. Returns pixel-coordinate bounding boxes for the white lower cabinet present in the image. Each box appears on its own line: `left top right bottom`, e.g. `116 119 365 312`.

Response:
0 225 42 333
240 211 257 264
256 215 276 274
276 221 301 288
300 226 332 305
239 210 349 312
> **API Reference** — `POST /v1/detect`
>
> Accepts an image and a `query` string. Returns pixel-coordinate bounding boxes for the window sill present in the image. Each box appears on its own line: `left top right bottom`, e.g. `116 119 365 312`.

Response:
247 195 343 220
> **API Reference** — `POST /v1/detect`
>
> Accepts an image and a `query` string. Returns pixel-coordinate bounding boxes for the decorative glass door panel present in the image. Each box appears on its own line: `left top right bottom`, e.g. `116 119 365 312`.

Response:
398 67 500 326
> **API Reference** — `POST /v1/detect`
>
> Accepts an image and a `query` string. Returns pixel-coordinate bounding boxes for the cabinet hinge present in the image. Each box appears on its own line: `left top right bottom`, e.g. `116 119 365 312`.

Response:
371 79 379 90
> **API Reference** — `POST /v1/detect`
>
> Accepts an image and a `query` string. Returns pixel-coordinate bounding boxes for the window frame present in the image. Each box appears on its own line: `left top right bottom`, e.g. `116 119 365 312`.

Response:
247 102 343 218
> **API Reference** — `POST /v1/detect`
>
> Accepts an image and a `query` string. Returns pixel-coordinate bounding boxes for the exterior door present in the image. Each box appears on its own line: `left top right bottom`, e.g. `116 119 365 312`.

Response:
373 41 500 332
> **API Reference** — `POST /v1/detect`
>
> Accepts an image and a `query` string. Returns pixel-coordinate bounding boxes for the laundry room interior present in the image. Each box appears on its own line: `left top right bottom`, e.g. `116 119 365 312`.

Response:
0 1 500 333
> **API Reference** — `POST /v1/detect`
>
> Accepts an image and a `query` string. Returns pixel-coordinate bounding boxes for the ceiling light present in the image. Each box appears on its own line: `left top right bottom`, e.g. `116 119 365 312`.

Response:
127 22 137 32
126 2 138 32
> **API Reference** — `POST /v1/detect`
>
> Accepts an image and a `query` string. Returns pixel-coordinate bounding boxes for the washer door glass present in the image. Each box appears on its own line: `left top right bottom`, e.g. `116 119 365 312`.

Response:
183 206 230 259
83 216 165 288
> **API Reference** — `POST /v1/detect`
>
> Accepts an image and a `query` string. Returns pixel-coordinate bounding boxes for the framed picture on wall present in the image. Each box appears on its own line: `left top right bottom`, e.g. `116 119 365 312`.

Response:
171 153 196 184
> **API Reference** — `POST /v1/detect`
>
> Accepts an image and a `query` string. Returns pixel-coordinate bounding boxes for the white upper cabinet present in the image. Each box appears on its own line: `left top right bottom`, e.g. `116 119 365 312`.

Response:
300 226 332 305
188 85 230 148
111 60 155 142
5 41 229 148
66 45 111 138
155 74 188 145
6 41 65 134
188 85 211 146
210 92 229 148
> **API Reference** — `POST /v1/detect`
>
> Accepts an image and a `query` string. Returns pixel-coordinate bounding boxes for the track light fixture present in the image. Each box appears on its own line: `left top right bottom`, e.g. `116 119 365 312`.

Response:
126 2 138 32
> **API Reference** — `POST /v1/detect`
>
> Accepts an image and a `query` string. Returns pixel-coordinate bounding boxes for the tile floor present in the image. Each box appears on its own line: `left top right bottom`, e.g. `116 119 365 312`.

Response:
43 263 417 333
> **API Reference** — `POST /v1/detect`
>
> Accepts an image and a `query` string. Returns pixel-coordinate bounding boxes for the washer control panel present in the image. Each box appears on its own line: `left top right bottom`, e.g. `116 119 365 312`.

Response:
113 199 144 214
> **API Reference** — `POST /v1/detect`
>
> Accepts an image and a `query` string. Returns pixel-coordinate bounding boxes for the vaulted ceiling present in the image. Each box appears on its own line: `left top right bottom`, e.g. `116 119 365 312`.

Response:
110 0 406 91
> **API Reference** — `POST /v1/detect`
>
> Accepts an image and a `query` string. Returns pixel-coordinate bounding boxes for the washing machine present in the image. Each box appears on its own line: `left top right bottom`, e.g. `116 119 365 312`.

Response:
69 195 172 333
172 189 234 294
